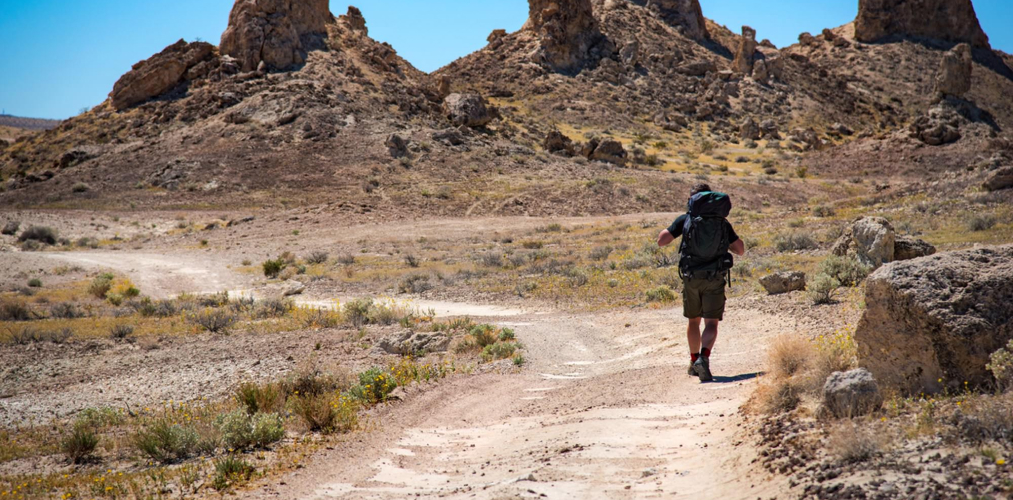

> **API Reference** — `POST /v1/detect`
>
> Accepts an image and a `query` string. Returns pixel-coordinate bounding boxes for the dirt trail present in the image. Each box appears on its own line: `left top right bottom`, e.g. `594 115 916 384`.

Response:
39 250 788 499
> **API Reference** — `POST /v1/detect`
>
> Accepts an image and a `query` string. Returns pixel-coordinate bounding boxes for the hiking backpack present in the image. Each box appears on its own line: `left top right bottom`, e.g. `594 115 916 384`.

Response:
679 191 733 277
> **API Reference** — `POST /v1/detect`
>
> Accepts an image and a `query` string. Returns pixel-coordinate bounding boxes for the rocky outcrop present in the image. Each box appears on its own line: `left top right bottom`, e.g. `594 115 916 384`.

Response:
581 138 627 166
645 0 708 41
739 117 760 141
822 369 883 418
856 245 1013 394
378 330 451 356
854 0 990 49
894 236 936 261
909 101 964 146
831 217 895 268
219 0 334 72
732 26 757 75
341 6 367 34
443 93 493 128
524 0 607 72
983 166 1013 191
544 129 576 155
759 271 806 295
109 40 215 110
384 133 409 158
935 43 972 99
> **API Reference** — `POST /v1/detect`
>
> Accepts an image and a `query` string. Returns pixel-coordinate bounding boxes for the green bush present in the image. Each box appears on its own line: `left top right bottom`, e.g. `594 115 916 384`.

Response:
987 339 1013 392
498 327 516 342
216 410 284 451
348 368 397 404
470 324 499 347
133 420 201 463
61 425 99 464
818 255 872 287
806 273 840 305
774 232 818 252
0 299 32 321
188 308 238 334
27 278 42 288
289 393 357 433
646 286 677 303
262 259 285 278
18 226 58 245
235 382 284 415
212 455 255 491
88 273 115 299
812 205 835 217
968 214 997 232
482 342 518 362
109 324 135 340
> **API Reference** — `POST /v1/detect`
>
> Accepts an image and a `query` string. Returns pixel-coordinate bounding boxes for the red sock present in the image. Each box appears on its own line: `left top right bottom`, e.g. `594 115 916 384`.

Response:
701 347 712 358
691 353 699 363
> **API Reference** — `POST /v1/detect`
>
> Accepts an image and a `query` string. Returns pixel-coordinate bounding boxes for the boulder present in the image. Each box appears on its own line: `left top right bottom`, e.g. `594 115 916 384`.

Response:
442 93 493 128
109 40 215 110
831 216 896 268
544 129 576 155
282 280 306 296
384 133 409 158
798 32 817 47
751 59 769 83
675 60 716 76
524 0 606 72
219 0 333 72
909 101 965 146
341 6 368 34
620 40 640 66
645 0 708 41
821 28 837 42
822 369 883 418
732 26 757 75
1 221 19 236
935 43 973 99
487 29 508 44
759 271 807 295
584 138 627 166
759 120 780 140
854 0 989 49
739 117 760 140
855 245 1013 394
983 166 1013 192
378 330 451 356
894 236 936 261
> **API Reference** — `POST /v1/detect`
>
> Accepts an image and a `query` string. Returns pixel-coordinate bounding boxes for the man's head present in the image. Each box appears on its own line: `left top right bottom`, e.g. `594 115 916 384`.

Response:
690 183 712 196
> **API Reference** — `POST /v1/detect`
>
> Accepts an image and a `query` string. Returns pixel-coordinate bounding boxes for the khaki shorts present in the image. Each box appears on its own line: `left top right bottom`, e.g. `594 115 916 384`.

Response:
682 276 727 320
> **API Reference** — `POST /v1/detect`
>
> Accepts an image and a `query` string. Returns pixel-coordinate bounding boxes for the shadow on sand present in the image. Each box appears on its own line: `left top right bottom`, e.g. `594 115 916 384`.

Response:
709 372 763 384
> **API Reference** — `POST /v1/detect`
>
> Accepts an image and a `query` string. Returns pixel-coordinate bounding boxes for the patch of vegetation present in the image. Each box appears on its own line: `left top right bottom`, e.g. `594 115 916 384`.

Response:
305 251 329 265
18 225 58 245
646 286 677 303
187 308 238 334
61 425 99 464
262 259 286 278
968 213 997 232
806 273 839 305
774 232 818 252
817 255 872 287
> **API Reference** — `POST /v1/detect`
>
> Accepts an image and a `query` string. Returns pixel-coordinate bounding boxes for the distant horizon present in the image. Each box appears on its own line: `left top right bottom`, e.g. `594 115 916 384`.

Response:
2 0 1011 120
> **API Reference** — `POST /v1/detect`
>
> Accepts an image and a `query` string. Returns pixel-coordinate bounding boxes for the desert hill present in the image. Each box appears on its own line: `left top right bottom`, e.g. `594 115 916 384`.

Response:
1 0 1012 216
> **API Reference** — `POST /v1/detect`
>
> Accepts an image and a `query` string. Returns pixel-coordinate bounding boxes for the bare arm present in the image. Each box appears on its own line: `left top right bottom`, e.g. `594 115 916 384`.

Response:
729 238 745 256
657 229 675 247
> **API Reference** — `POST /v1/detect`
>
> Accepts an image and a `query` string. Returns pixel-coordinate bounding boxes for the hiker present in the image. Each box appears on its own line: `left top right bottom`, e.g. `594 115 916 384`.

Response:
657 184 745 382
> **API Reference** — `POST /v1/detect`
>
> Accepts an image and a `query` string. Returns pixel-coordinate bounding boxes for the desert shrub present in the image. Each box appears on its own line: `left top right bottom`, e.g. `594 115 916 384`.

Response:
817 255 872 287
987 339 1013 392
71 182 90 193
482 342 518 362
968 213 997 232
522 240 544 249
88 273 115 299
807 273 839 305
0 299 32 321
646 286 676 303
812 205 835 217
347 368 397 404
954 393 1013 443
828 422 883 463
398 273 432 294
188 308 238 334
61 425 99 464
403 254 420 268
235 382 285 415
566 269 589 287
774 232 817 252
622 254 655 270
589 245 613 261
227 296 255 314
470 324 499 348
499 327 516 342
252 298 293 319
305 251 329 265
756 379 802 414
289 393 357 433
336 254 356 265
134 420 200 463
1 221 19 235
212 455 255 491
18 226 58 245
198 291 229 308
262 259 285 278
298 307 341 329
767 334 816 380
109 324 135 340
479 252 504 268
8 327 72 344
343 298 373 328
27 278 42 288
50 302 85 319
216 410 285 451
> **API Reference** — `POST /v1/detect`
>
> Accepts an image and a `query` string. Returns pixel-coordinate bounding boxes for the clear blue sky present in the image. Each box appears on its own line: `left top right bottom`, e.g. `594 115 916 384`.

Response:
2 0 1011 120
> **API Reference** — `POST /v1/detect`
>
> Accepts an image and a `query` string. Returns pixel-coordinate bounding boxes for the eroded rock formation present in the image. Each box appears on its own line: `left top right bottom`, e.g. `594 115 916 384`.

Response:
935 43 973 98
524 0 607 72
219 0 334 72
732 26 757 75
856 245 1013 394
854 0 990 48
109 40 216 110
646 0 708 41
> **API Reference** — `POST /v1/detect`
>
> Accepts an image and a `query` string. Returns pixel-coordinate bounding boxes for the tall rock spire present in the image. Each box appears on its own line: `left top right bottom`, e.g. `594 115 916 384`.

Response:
854 0 990 49
646 0 708 41
524 0 606 72
220 0 335 72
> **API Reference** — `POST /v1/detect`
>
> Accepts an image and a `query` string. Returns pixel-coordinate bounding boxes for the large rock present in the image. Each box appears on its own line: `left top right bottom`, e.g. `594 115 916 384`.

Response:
732 26 757 75
219 0 333 72
831 216 895 268
855 246 1013 394
378 330 451 356
582 138 627 166
544 129 576 155
524 0 606 72
739 117 760 141
935 43 973 98
675 60 716 76
822 369 883 418
894 235 936 261
854 0 990 49
645 0 708 41
109 40 215 110
983 166 1013 191
442 93 493 128
759 271 807 295
909 101 965 146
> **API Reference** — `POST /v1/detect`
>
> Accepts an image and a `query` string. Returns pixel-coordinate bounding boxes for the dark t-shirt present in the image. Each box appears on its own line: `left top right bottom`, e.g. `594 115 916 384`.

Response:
667 214 739 244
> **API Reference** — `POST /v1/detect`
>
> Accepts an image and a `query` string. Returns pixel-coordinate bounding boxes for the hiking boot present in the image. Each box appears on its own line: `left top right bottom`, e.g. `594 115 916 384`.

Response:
693 356 713 382
688 362 698 377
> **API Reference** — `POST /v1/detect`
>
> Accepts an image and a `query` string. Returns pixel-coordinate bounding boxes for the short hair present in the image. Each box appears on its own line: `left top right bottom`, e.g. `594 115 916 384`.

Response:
690 183 712 196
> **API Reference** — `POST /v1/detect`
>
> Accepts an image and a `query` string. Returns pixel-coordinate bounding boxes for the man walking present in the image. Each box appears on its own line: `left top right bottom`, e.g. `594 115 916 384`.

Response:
657 184 745 382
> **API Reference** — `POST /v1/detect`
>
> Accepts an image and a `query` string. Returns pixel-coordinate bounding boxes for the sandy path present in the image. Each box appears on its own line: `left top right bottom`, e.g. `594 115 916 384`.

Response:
38 246 788 499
